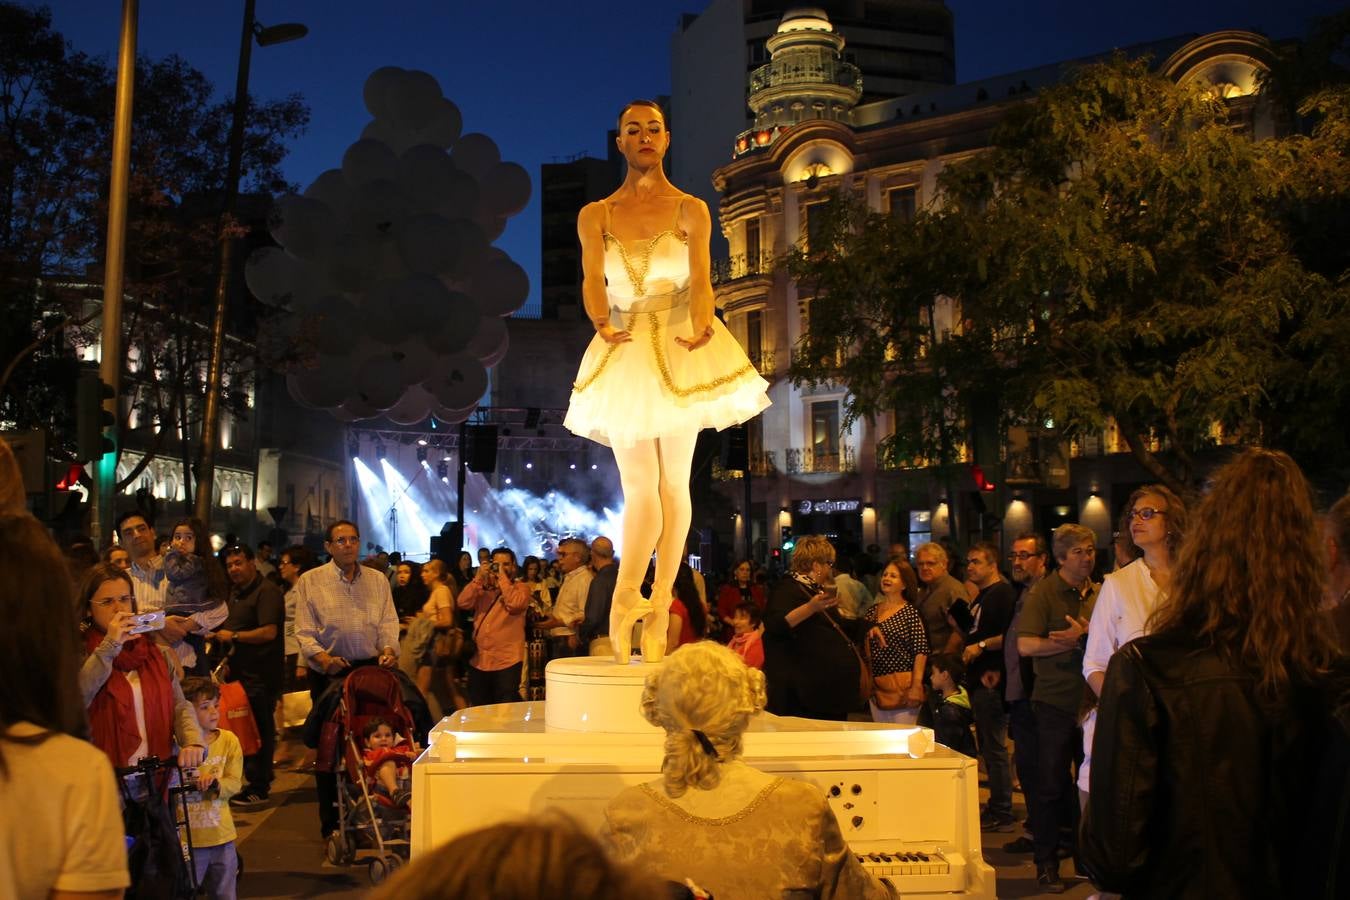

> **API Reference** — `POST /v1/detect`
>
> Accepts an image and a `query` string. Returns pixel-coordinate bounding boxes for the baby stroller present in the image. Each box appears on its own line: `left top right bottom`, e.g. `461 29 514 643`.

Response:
118 756 198 899
321 665 418 885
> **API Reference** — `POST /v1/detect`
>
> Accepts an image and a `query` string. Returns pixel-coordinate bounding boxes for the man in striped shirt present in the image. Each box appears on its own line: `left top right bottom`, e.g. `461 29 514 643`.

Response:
293 519 400 837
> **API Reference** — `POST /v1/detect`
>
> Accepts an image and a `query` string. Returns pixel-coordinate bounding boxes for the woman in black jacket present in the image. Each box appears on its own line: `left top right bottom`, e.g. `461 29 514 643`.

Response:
1081 449 1350 900
761 535 862 721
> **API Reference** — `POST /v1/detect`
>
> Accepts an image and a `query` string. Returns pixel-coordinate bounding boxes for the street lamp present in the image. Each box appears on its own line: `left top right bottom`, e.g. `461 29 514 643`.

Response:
194 2 306 524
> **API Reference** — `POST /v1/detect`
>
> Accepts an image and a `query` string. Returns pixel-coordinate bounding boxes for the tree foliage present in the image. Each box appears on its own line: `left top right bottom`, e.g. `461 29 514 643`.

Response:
0 2 308 492
787 50 1350 494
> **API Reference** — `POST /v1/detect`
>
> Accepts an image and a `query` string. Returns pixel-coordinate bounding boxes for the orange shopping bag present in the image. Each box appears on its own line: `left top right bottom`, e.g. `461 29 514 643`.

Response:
217 680 262 755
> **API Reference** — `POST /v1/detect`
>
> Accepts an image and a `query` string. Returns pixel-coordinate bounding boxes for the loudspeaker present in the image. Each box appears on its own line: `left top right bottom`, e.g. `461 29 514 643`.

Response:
465 425 498 473
431 522 463 563
721 424 749 472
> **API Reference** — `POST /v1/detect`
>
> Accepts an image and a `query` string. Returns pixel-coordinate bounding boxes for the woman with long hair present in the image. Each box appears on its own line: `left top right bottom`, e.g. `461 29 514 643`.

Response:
453 550 476 591
863 558 929 724
602 642 894 898
1 514 131 898
77 562 205 771
564 99 770 665
1081 449 1350 899
1078 485 1187 821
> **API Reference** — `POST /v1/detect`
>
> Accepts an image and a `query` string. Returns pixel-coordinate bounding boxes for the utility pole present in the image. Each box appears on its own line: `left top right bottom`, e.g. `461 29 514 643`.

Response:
91 0 138 547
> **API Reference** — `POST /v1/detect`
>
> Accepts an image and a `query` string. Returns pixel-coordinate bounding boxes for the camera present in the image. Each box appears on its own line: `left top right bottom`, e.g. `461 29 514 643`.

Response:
126 611 165 635
490 562 500 573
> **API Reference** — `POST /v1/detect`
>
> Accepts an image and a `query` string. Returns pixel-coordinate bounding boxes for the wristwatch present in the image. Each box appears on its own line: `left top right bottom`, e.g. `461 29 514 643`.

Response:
977 640 987 651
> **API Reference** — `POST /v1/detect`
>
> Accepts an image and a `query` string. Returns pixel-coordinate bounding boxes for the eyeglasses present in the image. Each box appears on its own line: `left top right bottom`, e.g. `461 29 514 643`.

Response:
329 536 360 546
1007 551 1044 561
1128 507 1165 521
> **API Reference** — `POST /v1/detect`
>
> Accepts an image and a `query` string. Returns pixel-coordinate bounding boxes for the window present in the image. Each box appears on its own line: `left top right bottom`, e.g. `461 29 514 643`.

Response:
746 310 763 359
745 218 761 274
889 186 916 223
802 201 828 252
811 400 840 470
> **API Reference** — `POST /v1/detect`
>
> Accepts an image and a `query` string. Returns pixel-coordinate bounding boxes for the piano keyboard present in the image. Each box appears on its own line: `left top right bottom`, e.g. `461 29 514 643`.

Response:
856 849 967 894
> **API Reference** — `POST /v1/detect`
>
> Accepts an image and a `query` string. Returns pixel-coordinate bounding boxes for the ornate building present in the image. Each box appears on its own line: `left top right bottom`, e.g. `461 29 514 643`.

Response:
709 11 1278 560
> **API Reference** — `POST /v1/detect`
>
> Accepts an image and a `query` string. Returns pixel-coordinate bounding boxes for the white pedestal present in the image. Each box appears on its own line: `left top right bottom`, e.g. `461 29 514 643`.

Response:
544 656 660 733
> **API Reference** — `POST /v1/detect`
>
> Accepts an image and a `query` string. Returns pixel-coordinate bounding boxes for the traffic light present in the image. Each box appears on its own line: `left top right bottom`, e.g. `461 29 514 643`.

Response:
76 370 116 462
781 525 795 551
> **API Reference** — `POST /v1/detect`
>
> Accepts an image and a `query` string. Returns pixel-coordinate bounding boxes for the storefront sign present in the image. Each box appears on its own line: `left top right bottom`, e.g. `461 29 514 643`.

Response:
797 498 862 515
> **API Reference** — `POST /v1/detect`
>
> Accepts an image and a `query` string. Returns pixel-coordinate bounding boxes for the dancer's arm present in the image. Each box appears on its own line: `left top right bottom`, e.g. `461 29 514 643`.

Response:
578 202 629 345
675 197 714 351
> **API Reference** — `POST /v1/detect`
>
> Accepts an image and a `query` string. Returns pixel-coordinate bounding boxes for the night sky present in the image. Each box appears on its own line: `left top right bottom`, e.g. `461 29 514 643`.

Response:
45 0 1345 316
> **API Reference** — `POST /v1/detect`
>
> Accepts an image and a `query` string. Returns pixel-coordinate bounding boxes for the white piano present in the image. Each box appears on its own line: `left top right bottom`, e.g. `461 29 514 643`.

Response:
412 658 995 899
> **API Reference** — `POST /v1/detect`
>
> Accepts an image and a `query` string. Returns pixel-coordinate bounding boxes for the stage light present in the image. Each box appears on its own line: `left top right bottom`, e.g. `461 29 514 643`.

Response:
504 477 513 485
569 463 576 470
590 464 597 470
525 462 533 470
375 441 386 461
348 437 360 461
416 446 428 464
417 437 428 446
437 461 449 480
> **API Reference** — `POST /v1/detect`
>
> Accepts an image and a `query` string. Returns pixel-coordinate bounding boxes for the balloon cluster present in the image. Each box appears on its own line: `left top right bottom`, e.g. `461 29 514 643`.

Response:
248 66 531 424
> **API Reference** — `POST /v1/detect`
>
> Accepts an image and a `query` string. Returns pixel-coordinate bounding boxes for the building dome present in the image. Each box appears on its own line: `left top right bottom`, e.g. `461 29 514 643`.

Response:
735 8 863 158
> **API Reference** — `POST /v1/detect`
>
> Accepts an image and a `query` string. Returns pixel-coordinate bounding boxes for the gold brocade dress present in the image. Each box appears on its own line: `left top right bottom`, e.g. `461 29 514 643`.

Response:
563 197 771 449
601 776 895 899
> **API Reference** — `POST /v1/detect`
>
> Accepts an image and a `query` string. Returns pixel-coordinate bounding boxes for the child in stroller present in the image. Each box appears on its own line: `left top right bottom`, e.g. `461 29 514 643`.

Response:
361 716 416 809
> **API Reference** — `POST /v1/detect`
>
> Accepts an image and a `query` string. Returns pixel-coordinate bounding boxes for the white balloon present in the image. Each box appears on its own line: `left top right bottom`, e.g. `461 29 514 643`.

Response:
399 145 466 214
244 247 302 307
382 384 434 426
423 352 488 410
338 394 381 421
314 298 361 356
348 178 411 238
292 362 354 409
475 214 508 243
326 233 379 292
285 373 319 410
303 169 349 209
451 133 500 180
430 401 476 425
481 162 532 217
471 258 530 317
392 338 435 384
423 293 480 354
342 139 400 187
421 98 463 149
387 69 443 131
356 355 405 410
363 66 407 119
467 315 508 364
396 212 461 275
269 194 338 261
361 117 418 157
442 219 488 276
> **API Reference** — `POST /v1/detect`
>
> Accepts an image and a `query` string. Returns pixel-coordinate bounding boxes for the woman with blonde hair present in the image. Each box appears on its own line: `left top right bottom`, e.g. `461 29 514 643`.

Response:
1081 449 1350 899
603 642 894 898
762 535 863 720
371 815 663 900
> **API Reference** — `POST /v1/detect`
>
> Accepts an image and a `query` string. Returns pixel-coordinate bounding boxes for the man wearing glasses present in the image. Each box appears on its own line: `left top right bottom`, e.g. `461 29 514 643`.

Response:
1001 532 1049 856
293 520 400 838
961 541 1017 833
1017 524 1099 893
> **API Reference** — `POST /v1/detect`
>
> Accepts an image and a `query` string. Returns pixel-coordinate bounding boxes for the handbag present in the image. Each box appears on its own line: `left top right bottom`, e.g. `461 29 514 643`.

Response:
211 652 261 755
434 626 464 662
863 629 915 710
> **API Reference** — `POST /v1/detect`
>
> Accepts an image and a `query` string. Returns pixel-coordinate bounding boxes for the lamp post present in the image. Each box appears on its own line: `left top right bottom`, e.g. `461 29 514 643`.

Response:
194 1 306 524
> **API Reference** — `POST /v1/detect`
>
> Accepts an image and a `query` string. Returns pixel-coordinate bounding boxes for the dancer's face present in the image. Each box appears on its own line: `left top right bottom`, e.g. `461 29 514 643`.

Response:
616 104 669 169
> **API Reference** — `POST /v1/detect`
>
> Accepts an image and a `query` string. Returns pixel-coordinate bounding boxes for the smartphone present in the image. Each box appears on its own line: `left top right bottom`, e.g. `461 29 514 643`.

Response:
126 610 166 635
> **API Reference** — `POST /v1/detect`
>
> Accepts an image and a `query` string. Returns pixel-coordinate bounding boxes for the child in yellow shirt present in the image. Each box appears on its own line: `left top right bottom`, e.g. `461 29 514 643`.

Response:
181 677 243 900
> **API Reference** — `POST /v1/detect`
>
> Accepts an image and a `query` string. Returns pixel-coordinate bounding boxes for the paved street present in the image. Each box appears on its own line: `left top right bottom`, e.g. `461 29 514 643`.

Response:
232 731 1094 899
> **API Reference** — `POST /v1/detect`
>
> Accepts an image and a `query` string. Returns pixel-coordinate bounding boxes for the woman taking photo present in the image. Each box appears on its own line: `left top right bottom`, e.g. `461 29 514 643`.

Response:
762 535 863 721
1 514 130 899
564 99 770 664
278 544 317 687
602 641 894 898
863 558 929 724
1081 449 1350 899
78 562 205 771
715 560 766 642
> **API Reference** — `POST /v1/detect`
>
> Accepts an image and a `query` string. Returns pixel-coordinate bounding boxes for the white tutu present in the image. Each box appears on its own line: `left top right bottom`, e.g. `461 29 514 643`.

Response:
564 291 771 449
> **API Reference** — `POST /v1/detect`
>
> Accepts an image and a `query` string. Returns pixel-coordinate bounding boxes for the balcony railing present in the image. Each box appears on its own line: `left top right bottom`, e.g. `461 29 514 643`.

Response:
748 59 862 97
712 252 773 285
786 445 857 474
749 350 776 377
712 450 778 481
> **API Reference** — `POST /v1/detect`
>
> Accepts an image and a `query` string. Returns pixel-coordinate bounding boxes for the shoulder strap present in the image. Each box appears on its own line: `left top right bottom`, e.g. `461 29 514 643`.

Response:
673 195 684 232
602 200 612 234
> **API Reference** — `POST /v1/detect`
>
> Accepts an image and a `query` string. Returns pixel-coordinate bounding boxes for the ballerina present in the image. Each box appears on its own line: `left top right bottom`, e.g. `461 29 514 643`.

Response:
564 100 770 664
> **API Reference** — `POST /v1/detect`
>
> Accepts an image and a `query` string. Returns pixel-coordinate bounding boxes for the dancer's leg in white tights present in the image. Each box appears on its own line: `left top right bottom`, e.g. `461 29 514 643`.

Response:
607 430 698 663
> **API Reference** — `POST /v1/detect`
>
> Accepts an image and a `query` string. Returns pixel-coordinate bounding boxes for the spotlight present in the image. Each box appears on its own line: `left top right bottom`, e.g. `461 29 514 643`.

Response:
569 463 576 470
524 407 541 429
375 441 386 461
504 477 513 485
525 461 533 470
417 446 428 464
442 454 453 463
590 464 597 470
437 461 449 481
348 437 360 461
417 438 428 446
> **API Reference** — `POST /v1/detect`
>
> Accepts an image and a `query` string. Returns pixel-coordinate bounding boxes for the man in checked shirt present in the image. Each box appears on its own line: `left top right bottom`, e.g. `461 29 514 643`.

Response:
293 519 400 839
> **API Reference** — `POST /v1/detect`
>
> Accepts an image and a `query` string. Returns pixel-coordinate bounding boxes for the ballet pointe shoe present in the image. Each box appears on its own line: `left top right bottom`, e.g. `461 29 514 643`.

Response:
610 586 652 666
639 585 673 664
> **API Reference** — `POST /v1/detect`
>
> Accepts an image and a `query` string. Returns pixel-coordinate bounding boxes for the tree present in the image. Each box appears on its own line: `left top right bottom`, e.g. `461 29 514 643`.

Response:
0 2 308 500
788 53 1350 496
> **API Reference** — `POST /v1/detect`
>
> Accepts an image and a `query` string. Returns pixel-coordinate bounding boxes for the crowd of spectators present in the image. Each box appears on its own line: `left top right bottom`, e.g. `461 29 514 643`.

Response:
8 438 1350 898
